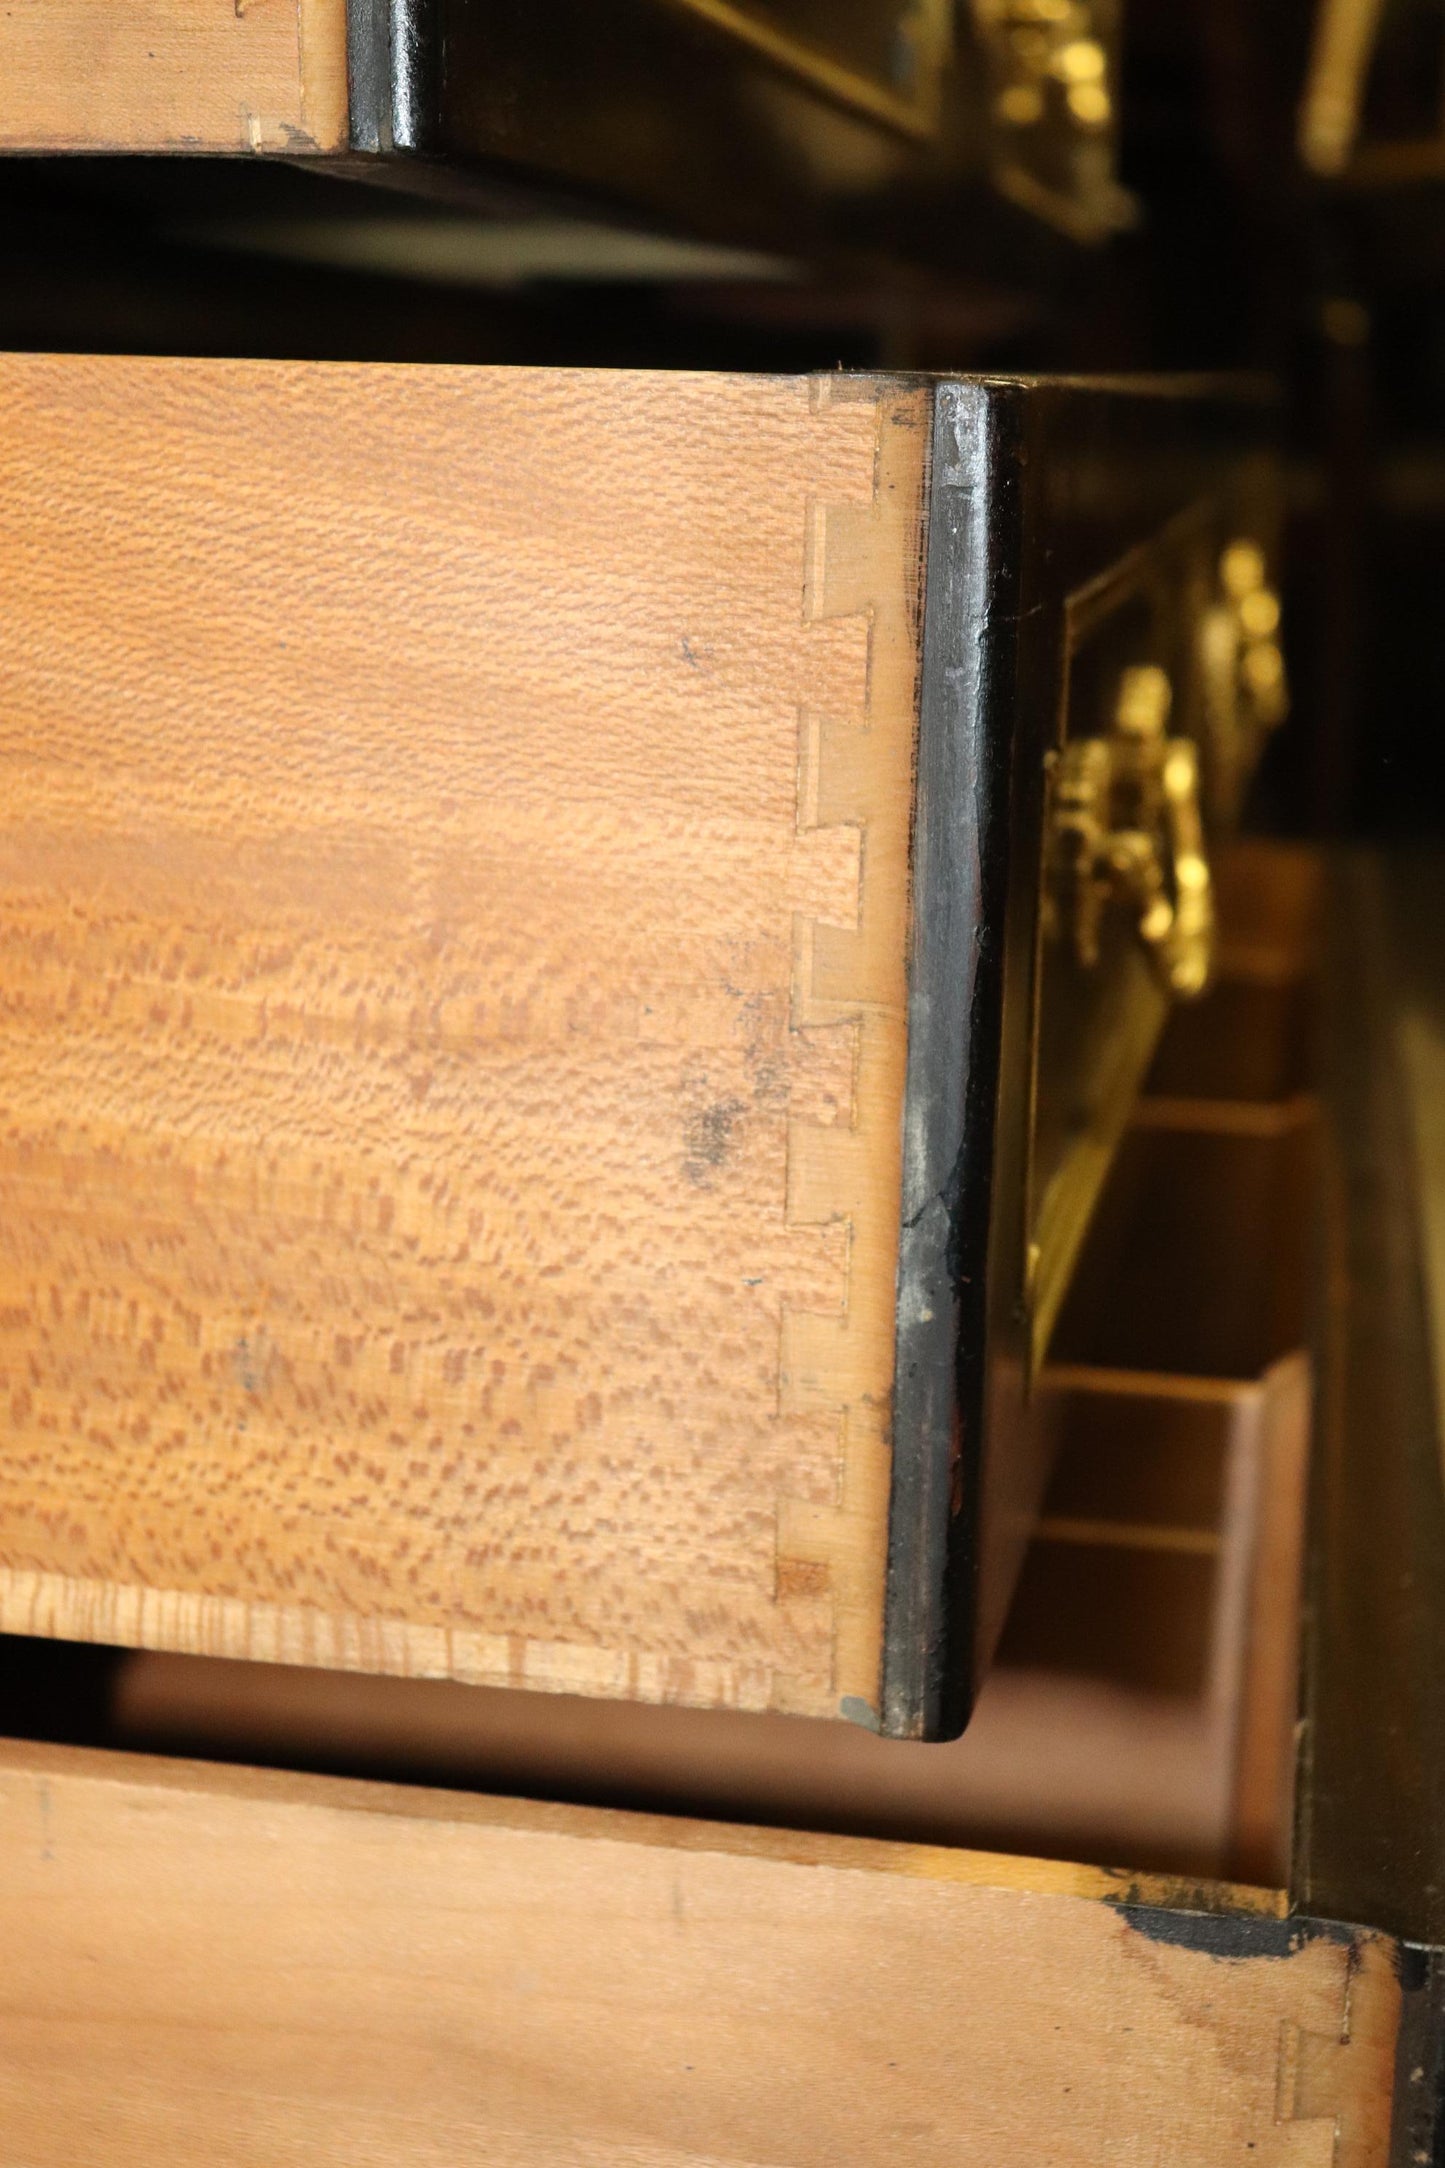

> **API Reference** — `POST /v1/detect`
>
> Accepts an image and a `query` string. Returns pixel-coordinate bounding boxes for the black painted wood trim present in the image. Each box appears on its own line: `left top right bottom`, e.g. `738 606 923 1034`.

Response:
882 380 1024 1741
329 0 1082 282
346 0 393 153
346 0 437 153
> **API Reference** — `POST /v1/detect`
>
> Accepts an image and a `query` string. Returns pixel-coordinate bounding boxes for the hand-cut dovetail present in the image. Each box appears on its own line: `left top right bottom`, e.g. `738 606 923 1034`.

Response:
776 381 927 1722
1269 1936 1401 2168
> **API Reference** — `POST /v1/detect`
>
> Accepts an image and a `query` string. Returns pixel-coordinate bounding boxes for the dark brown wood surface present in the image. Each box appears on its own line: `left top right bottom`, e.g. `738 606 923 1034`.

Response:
1296 854 1445 1946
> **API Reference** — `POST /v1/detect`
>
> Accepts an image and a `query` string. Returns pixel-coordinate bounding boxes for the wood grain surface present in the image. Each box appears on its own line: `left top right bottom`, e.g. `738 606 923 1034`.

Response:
0 356 927 1720
0 0 348 152
0 1740 1401 2168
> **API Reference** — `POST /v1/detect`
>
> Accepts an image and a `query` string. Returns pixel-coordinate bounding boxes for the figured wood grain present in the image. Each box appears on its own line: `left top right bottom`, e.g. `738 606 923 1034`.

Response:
0 0 349 152
0 1740 1400 2168
0 355 925 1720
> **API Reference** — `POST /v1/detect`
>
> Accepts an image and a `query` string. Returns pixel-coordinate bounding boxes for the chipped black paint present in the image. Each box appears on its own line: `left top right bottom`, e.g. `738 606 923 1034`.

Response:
346 0 394 153
1390 1943 1445 2168
1114 1902 1351 1962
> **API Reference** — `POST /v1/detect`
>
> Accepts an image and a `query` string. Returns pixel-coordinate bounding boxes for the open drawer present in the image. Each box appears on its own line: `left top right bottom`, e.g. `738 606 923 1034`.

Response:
0 0 1124 250
0 356 1283 1738
0 1734 1406 2168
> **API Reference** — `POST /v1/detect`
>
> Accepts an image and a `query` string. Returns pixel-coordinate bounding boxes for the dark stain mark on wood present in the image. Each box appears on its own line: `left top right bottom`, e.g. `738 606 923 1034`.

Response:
232 1331 275 1397
683 1095 747 1186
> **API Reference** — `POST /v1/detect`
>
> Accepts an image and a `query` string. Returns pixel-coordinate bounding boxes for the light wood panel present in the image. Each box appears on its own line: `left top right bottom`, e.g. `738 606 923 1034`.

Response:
0 357 925 1722
0 0 349 153
0 1740 1400 2168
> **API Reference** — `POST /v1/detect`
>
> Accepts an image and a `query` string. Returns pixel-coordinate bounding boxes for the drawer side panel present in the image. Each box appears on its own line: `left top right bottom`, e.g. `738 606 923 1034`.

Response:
0 0 349 154
0 357 924 1720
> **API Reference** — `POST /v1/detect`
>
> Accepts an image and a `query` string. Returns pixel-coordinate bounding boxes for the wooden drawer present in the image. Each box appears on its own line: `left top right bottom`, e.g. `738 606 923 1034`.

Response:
0 357 1277 1737
0 1737 1405 2168
0 0 1124 247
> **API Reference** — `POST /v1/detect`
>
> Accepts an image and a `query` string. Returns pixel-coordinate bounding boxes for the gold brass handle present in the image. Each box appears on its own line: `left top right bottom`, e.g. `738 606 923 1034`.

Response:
1298 0 1388 174
974 0 1113 134
1047 663 1214 999
1198 538 1289 824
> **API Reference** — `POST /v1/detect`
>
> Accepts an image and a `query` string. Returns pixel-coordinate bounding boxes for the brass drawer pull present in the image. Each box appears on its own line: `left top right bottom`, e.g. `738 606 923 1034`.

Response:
1199 539 1290 824
1048 663 1214 999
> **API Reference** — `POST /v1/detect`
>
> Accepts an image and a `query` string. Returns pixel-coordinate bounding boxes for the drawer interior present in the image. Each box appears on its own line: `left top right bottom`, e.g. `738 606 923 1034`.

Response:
0 842 1323 1891
1050 1115 1316 1380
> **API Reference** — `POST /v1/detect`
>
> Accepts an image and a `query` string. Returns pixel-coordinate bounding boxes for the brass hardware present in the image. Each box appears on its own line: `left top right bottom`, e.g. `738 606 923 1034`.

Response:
1298 0 1388 174
975 0 1113 134
970 0 1136 240
1198 538 1289 824
1046 663 1214 1000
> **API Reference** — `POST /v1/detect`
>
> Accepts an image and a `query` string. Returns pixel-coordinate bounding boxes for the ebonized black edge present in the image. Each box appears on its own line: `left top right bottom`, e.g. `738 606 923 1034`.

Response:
881 380 1023 1741
346 0 394 154
883 375 1285 1743
346 0 438 154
